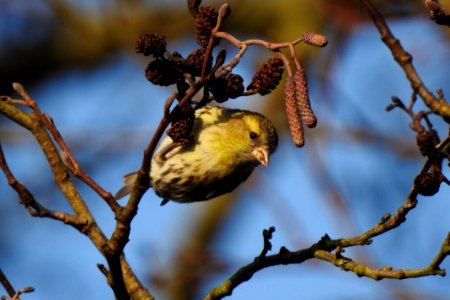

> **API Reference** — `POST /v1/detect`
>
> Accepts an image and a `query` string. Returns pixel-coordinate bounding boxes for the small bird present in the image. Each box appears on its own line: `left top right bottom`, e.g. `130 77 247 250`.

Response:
116 106 278 205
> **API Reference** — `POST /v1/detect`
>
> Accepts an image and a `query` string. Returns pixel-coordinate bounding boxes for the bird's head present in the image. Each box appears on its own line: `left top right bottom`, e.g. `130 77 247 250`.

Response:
233 111 278 167
196 107 278 169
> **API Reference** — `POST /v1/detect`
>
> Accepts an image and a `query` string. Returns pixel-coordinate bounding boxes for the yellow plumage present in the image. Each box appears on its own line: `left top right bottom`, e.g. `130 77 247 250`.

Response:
116 106 278 204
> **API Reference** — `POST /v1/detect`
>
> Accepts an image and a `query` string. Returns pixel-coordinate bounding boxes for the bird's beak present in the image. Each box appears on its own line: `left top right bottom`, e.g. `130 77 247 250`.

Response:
253 146 270 167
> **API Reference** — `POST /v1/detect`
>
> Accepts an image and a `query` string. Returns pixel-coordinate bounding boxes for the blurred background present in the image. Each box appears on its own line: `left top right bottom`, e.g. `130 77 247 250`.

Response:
1 0 450 299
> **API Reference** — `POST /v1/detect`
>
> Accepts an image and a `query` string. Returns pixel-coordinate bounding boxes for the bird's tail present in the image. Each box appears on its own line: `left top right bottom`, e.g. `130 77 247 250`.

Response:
114 172 138 200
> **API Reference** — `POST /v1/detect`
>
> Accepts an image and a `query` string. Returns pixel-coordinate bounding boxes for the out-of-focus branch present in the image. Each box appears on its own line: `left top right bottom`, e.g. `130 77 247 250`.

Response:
0 1 190 93
425 0 450 26
151 195 235 300
359 0 450 119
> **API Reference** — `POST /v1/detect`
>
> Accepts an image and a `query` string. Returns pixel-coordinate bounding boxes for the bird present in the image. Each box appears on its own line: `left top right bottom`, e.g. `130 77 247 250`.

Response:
115 106 278 205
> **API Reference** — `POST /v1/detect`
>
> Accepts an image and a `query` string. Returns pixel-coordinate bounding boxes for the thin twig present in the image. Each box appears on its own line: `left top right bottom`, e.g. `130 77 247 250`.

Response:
315 250 446 280
214 31 304 50
340 188 417 247
430 232 450 270
257 227 276 259
200 4 229 79
11 287 35 300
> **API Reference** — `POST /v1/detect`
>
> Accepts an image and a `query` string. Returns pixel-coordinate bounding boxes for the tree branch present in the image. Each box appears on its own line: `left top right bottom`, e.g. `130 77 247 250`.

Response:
359 0 450 119
10 83 121 215
0 143 88 227
339 189 417 247
109 58 228 257
204 235 336 300
0 268 35 300
1 88 154 299
0 268 17 299
204 179 448 299
315 249 445 280
257 227 276 259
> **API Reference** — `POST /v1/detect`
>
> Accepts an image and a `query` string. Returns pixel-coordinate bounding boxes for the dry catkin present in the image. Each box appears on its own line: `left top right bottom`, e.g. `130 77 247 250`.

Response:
294 66 317 128
285 76 304 147
303 32 328 47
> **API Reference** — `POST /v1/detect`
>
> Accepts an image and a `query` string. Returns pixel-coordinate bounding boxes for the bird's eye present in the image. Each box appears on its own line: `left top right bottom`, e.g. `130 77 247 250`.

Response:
249 132 258 140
